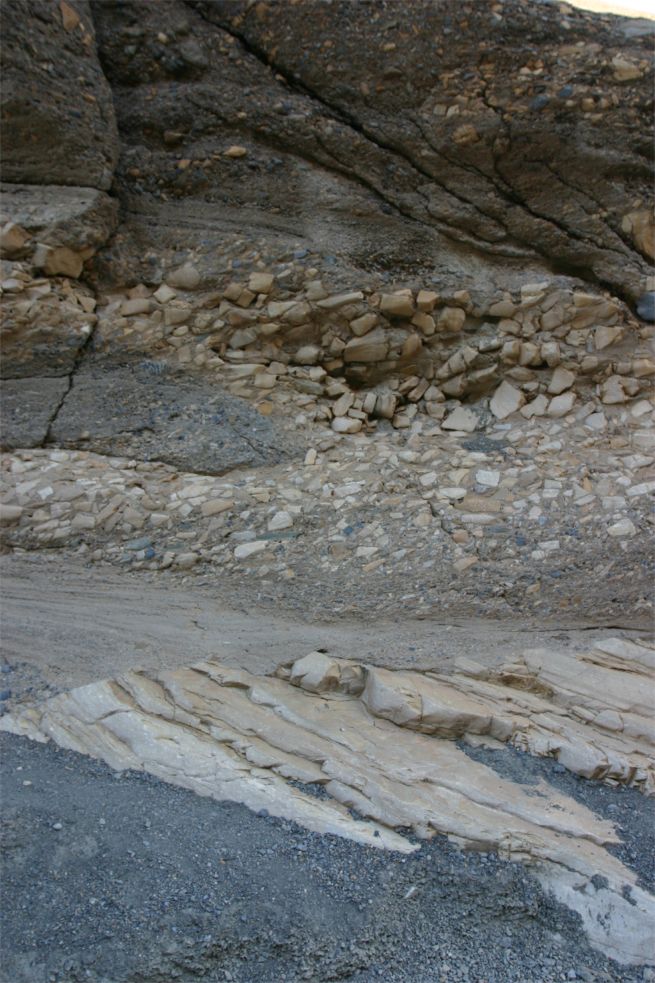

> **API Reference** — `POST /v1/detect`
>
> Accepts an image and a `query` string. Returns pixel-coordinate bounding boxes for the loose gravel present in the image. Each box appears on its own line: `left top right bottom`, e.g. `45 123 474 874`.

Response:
1 732 651 983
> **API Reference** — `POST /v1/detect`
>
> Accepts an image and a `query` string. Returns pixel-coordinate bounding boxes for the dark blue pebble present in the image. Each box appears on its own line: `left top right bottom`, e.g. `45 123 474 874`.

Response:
515 535 527 546
557 85 574 99
293 249 308 259
636 292 655 322
1 665 11 674
257 809 269 818
144 547 156 560
530 94 549 111
0 690 11 701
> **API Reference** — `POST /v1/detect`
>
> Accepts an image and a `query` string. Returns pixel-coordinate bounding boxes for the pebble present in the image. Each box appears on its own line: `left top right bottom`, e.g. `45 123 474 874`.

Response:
268 511 293 531
234 541 268 560
607 518 636 538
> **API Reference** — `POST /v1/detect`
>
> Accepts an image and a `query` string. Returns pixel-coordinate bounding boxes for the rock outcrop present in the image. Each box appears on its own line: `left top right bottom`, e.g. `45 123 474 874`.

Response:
1 0 653 429
2 638 654 965
0 7 654 970
1 0 118 189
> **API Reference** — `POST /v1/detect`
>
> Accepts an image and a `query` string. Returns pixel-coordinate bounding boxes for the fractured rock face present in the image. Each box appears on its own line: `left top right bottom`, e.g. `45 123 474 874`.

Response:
0 377 70 449
46 361 303 475
0 184 117 253
2 637 653 965
89 0 653 303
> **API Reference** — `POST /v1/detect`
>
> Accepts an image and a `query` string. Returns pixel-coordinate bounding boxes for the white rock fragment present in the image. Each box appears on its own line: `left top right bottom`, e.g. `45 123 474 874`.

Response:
584 412 607 431
547 367 576 395
442 406 479 432
490 382 525 419
416 289 439 312
380 290 414 317
548 392 576 417
607 519 636 538
175 552 200 569
317 291 364 310
595 325 623 351
248 272 275 294
167 264 200 290
234 541 268 560
268 511 293 531
521 395 549 418
600 376 628 404
121 298 151 316
332 417 363 434
0 505 23 524
350 313 377 337
0 222 30 256
153 284 176 304
436 307 465 333
201 499 234 517
475 470 500 488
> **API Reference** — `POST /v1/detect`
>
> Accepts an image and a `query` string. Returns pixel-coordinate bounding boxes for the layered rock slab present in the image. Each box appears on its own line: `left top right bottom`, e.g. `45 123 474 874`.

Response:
2 638 653 965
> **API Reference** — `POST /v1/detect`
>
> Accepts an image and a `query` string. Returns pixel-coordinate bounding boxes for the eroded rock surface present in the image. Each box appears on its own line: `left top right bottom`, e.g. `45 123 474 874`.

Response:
91 0 654 302
46 361 302 474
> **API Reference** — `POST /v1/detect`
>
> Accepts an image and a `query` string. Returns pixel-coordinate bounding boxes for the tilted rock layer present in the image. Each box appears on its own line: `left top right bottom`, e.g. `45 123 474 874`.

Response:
2 637 654 965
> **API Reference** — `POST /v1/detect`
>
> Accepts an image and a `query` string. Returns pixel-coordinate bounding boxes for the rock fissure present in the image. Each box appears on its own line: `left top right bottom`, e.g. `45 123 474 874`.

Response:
188 3 545 260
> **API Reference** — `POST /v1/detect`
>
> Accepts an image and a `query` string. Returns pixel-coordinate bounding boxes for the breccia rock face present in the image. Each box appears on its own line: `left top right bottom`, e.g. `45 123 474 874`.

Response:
0 0 118 190
2 638 654 965
0 184 118 255
89 0 653 303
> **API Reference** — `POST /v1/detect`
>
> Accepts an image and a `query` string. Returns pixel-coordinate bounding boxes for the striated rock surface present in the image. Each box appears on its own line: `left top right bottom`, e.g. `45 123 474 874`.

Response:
2 638 654 965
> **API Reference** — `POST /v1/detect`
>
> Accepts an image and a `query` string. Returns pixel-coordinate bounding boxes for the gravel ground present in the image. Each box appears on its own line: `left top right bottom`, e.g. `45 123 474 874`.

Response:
459 744 655 896
1 732 652 983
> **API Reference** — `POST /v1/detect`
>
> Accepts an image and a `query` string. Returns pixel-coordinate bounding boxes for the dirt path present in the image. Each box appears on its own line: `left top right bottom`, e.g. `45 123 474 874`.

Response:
0 554 646 699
